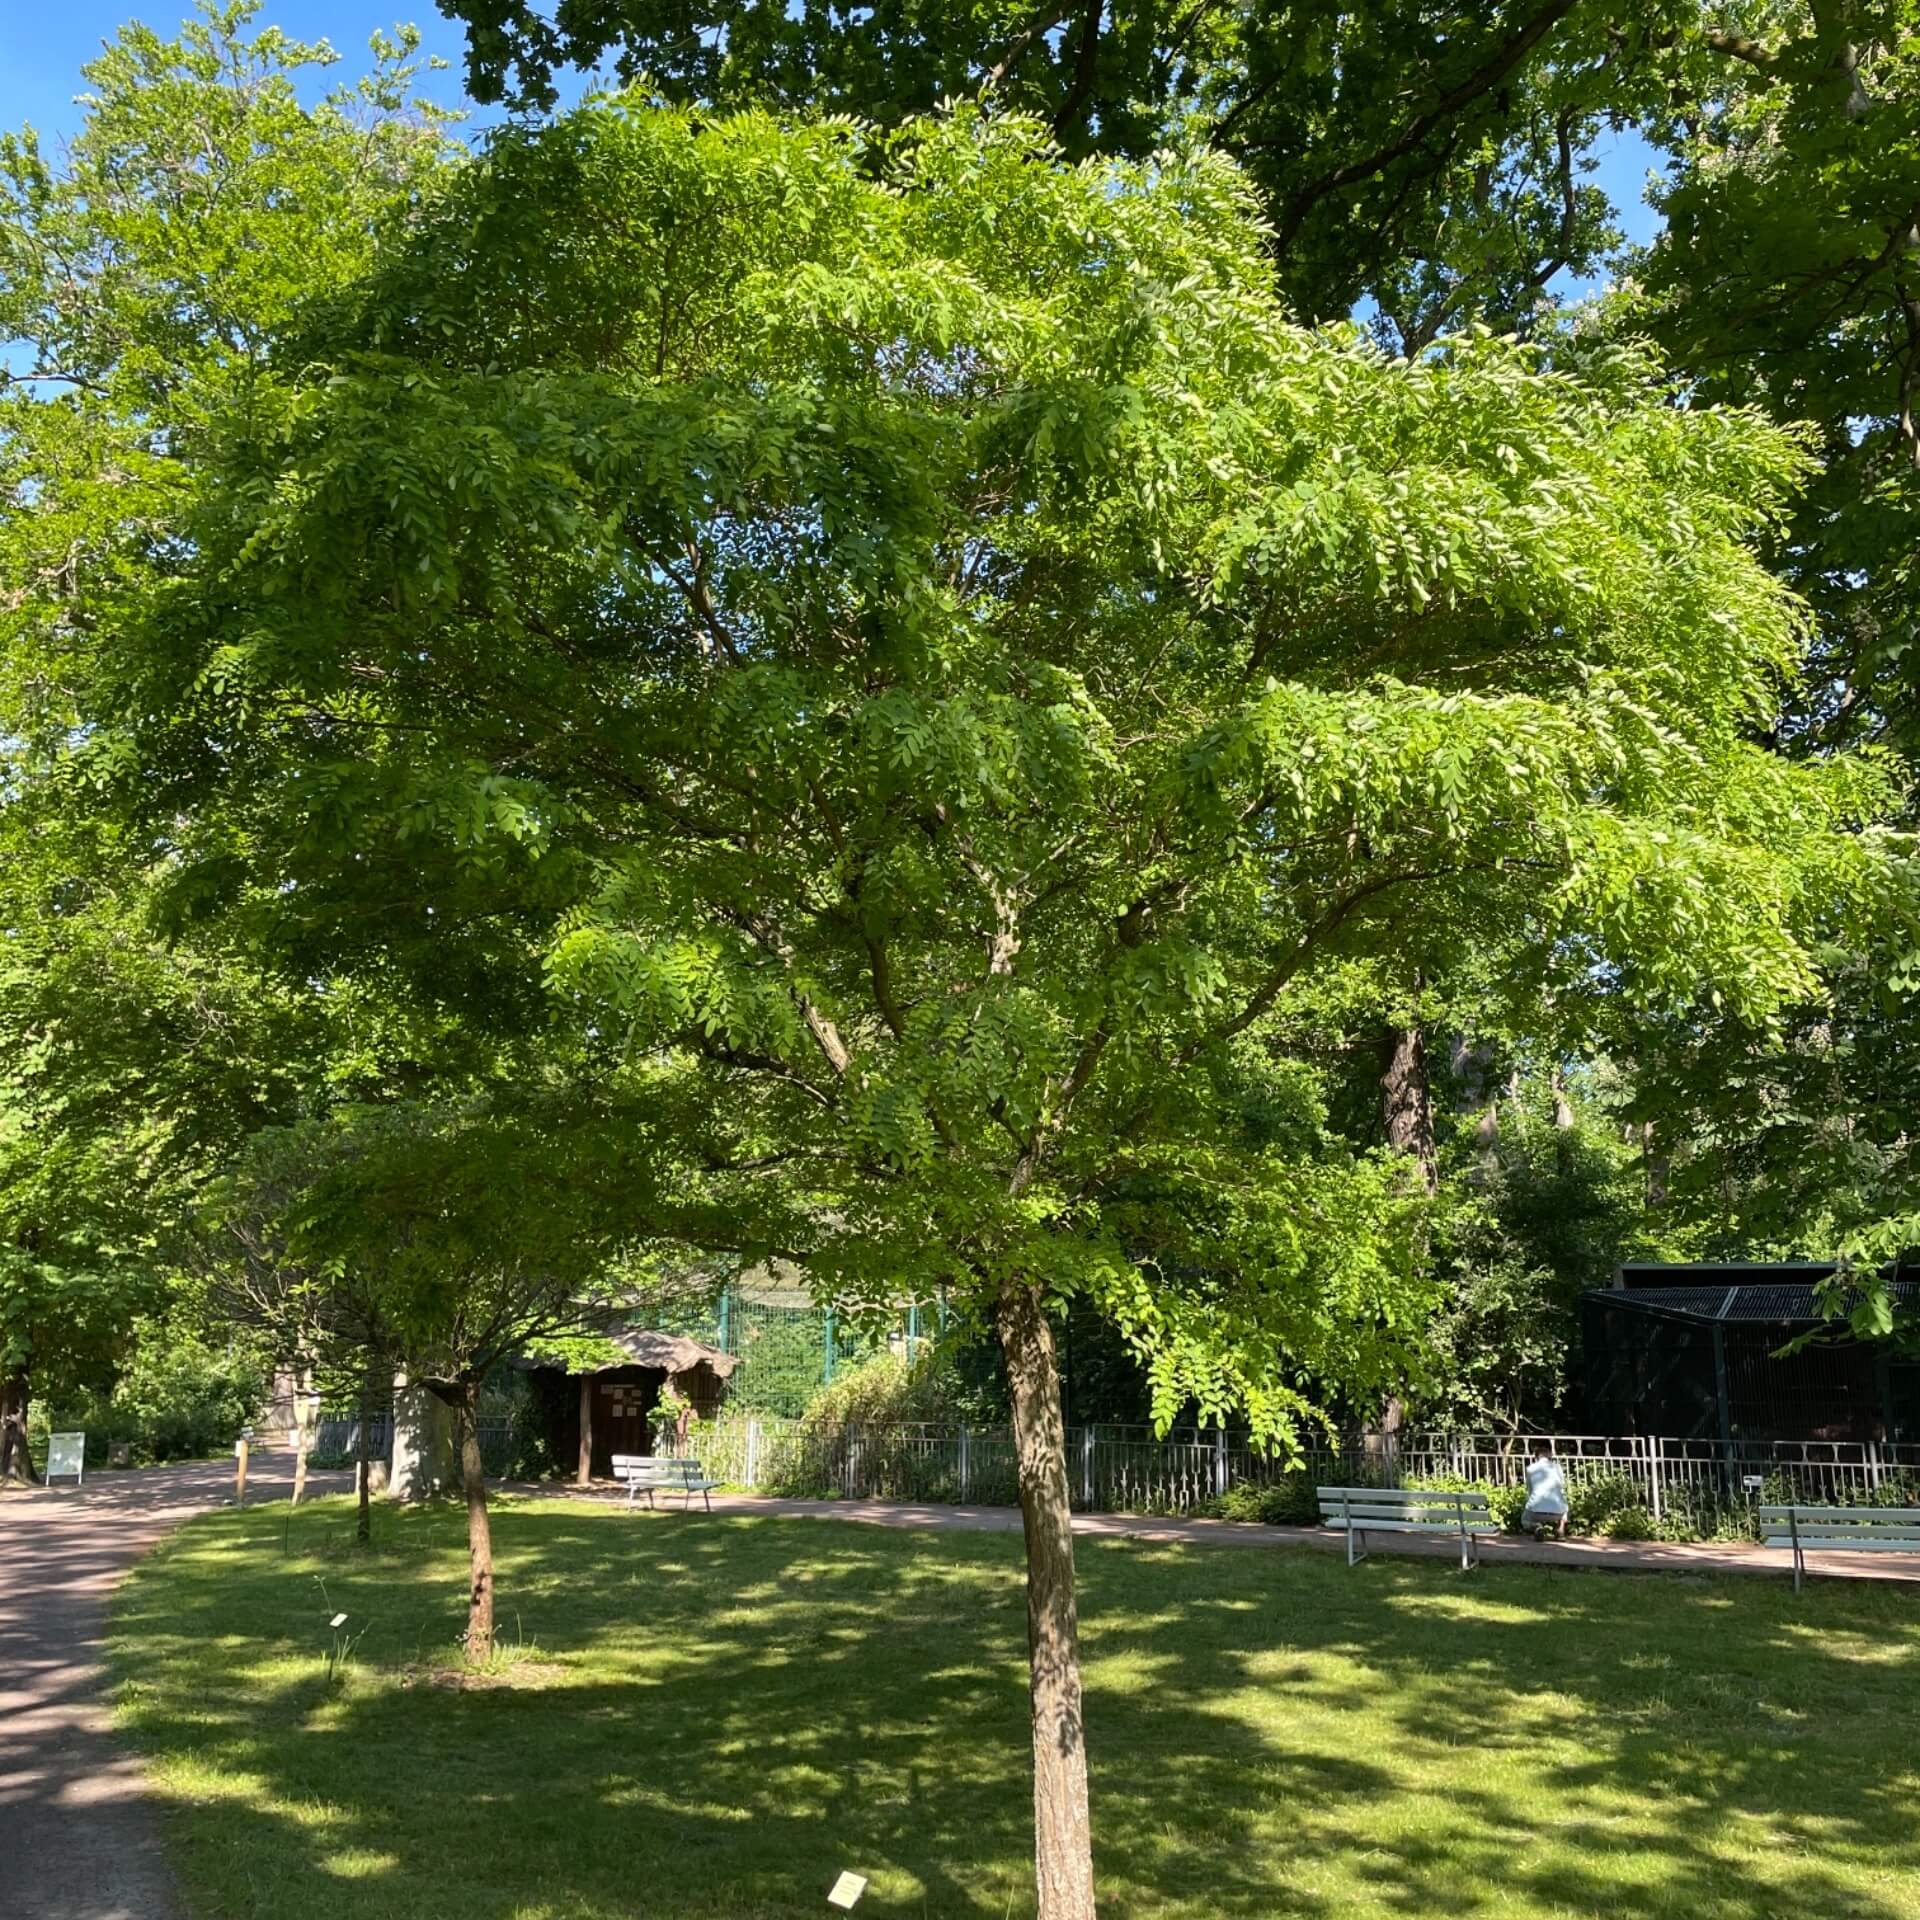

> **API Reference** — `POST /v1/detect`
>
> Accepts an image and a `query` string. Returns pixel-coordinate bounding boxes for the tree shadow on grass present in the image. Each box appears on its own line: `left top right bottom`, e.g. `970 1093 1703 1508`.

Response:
107 1498 1920 1919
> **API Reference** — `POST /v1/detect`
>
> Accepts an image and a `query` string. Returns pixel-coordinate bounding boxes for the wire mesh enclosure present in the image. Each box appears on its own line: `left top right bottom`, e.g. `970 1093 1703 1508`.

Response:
1580 1265 1920 1445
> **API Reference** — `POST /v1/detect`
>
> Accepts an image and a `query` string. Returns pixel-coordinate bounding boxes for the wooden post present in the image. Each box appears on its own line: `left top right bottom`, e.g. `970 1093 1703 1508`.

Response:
234 1434 250 1505
576 1376 593 1487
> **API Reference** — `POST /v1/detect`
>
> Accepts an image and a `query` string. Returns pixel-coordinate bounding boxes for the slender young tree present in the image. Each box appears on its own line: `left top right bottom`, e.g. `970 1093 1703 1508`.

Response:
280 1101 642 1660
96 107 1897 1912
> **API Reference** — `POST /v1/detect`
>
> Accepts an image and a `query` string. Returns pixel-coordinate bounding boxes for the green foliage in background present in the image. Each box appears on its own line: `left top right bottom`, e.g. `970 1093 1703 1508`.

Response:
29 1316 268 1467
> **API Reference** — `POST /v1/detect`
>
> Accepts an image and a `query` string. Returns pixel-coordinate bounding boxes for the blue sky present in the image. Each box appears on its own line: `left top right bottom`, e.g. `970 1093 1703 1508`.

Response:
0 3 493 143
2 3 1667 257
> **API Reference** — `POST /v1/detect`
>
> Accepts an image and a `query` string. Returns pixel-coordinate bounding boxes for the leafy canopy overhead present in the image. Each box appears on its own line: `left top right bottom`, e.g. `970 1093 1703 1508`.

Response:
111 103 1894 1445
0 2 463 1415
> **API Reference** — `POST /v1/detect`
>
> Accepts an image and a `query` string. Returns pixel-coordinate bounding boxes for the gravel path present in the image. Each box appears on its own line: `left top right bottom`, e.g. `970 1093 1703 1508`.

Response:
0 1454 343 1920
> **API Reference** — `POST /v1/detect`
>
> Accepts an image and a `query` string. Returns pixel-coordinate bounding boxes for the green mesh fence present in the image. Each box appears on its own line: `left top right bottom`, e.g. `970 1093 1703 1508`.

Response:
650 1287 941 1417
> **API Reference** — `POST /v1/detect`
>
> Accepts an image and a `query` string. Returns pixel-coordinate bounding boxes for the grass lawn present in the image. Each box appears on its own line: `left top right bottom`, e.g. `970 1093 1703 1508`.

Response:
110 1496 1920 1919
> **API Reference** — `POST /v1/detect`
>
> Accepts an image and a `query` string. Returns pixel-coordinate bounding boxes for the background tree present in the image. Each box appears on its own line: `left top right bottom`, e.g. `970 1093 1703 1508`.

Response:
0 4 461 1466
279 1098 651 1658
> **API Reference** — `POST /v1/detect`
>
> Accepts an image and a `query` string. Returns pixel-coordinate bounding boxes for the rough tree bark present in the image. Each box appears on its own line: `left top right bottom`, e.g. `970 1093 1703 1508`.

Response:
354 1372 375 1545
453 1380 495 1662
1372 1021 1440 1448
289 1365 315 1507
0 1367 38 1484
1379 1024 1438 1194
996 1280 1097 1920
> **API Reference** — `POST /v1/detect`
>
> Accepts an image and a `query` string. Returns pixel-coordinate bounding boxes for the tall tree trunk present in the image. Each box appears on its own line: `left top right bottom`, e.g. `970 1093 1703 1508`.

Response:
355 1371 375 1545
1551 1067 1576 1170
290 1365 315 1507
1642 1120 1669 1211
1449 1034 1502 1176
454 1381 495 1663
1375 1021 1438 1446
1379 1024 1438 1194
996 1281 1097 1920
0 1367 38 1485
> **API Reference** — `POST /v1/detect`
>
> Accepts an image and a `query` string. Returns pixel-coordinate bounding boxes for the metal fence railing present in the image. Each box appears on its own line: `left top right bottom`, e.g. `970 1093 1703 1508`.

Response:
682 1418 1920 1530
313 1410 518 1477
313 1411 391 1462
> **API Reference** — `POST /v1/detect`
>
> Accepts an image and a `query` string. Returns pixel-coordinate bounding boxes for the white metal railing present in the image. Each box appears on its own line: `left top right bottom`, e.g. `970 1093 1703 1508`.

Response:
689 1417 1920 1524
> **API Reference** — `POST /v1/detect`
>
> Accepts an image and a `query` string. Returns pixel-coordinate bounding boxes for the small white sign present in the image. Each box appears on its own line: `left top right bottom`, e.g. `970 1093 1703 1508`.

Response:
827 1871 867 1909
45 1432 84 1486
1742 1475 1765 1492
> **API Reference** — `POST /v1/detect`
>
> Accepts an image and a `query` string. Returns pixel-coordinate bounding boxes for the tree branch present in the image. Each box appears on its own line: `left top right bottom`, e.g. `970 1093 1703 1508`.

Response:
986 0 1077 86
1263 0 1583 253
1051 0 1105 139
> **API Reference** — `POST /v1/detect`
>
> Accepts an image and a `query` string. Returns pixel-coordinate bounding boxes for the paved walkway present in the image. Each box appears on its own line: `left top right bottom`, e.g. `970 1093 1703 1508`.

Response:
554 1485 1920 1582
0 1454 342 1920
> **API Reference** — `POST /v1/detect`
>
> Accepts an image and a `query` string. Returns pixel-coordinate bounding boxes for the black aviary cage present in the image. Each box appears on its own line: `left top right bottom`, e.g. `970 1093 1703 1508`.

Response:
1580 1263 1920 1444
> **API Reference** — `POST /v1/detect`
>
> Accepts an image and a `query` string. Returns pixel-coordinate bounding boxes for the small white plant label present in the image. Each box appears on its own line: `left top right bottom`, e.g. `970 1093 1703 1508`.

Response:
827 1871 867 1909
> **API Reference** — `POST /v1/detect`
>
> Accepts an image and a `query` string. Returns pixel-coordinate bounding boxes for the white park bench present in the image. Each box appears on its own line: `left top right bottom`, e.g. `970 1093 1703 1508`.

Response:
1319 1485 1497 1570
1760 1504 1920 1591
611 1453 721 1513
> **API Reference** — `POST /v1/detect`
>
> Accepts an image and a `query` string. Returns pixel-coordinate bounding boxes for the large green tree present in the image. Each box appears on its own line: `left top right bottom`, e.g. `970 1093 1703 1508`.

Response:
93 103 1891 1912
0 2 459 1472
441 0 1652 334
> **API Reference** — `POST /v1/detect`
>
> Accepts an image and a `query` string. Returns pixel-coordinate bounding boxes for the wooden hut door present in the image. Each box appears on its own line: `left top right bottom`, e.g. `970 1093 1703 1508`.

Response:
597 1379 655 1467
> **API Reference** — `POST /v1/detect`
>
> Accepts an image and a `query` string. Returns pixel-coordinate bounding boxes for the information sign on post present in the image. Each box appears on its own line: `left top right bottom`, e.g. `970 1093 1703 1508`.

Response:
46 1432 85 1486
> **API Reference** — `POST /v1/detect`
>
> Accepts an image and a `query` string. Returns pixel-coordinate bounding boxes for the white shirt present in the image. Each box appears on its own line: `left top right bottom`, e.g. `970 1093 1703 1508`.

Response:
1524 1458 1568 1514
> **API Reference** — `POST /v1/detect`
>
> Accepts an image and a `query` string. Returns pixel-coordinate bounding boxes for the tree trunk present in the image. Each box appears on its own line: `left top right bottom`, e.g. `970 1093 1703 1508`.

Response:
0 1367 38 1485
455 1381 495 1663
289 1366 315 1507
355 1374 375 1545
996 1281 1097 1920
1379 1024 1437 1194
1642 1120 1669 1211
1449 1034 1502 1174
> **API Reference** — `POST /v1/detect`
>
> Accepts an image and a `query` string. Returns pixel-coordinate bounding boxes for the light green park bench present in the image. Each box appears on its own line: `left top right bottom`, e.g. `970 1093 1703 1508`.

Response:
1760 1504 1920 1591
1318 1485 1497 1571
612 1453 721 1512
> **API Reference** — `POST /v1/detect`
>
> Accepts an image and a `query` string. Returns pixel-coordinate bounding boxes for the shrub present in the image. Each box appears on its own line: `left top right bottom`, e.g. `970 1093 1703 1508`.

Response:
36 1321 269 1467
1486 1483 1529 1531
111 1326 268 1463
795 1350 976 1432
1398 1473 1530 1533
1567 1469 1641 1536
1213 1476 1319 1526
1603 1505 1657 1543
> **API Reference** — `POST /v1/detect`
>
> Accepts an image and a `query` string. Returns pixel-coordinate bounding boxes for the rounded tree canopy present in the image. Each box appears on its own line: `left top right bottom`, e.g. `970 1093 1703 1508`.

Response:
112 102 1907 1443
